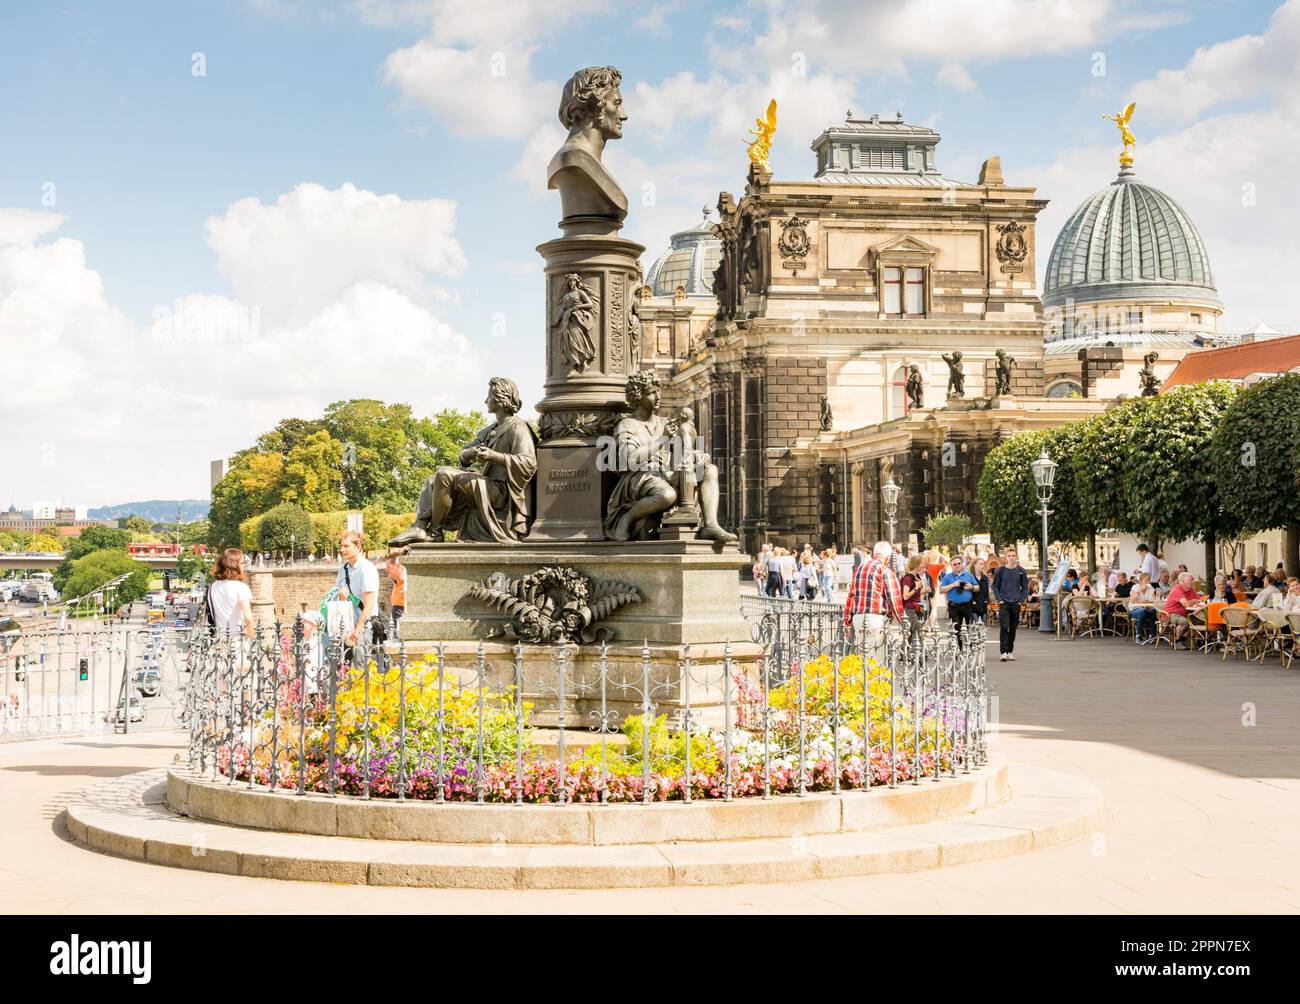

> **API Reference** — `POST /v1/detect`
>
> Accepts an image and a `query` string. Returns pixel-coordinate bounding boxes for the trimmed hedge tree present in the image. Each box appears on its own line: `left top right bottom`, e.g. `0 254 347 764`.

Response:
257 502 314 556
978 427 1089 547
1209 372 1300 576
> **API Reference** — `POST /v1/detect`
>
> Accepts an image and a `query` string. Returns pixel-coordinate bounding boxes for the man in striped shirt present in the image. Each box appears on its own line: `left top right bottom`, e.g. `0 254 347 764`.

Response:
843 541 904 656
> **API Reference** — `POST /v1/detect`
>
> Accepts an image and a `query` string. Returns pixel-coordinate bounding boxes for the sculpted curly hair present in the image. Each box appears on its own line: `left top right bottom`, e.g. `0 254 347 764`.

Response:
558 66 622 130
486 376 523 415
624 371 661 408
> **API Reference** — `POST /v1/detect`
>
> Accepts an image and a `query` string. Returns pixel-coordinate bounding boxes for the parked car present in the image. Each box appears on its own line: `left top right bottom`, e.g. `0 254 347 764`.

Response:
134 667 161 697
113 696 145 724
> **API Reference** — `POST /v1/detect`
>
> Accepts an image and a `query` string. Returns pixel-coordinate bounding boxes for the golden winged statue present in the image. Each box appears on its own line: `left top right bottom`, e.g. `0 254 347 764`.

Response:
746 98 777 172
1101 101 1137 166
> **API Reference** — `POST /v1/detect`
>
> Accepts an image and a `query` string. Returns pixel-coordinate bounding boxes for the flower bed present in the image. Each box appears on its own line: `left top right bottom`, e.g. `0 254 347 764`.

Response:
211 646 972 803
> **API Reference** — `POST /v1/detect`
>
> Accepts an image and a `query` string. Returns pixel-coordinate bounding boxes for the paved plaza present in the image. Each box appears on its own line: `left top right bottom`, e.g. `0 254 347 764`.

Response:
2 628 1297 914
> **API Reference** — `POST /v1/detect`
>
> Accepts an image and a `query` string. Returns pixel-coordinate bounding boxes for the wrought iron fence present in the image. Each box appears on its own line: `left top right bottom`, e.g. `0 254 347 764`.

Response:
0 622 192 738
183 600 989 804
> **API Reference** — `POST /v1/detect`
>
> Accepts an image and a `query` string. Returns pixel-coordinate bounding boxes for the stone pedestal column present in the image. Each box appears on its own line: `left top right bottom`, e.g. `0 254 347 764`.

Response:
531 234 645 541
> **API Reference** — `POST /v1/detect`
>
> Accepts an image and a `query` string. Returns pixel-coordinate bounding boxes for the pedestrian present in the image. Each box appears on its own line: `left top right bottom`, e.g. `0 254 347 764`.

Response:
992 547 1029 660
939 554 978 648
899 553 928 644
336 530 379 658
796 552 818 600
752 544 771 595
298 609 327 697
207 548 256 640
971 557 990 625
820 547 839 601
842 541 904 659
385 548 408 636
765 546 783 599
778 547 797 600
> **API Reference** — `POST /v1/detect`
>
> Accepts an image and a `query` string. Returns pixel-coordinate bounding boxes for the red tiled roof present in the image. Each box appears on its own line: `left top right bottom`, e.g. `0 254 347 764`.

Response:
1162 333 1300 390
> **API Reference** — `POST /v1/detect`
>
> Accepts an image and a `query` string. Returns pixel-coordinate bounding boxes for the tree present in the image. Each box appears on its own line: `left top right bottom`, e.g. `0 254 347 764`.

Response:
1123 381 1240 578
978 428 1089 547
61 549 150 605
54 526 132 591
175 548 211 584
122 516 154 535
1072 397 1154 536
258 502 314 555
179 519 210 546
922 510 975 554
29 532 65 553
1210 373 1300 576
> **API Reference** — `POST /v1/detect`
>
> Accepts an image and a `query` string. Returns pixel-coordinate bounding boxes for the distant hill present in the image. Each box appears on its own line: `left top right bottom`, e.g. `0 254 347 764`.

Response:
88 500 209 523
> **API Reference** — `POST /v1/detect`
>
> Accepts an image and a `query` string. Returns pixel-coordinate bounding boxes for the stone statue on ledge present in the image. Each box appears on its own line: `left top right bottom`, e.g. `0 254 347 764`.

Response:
547 66 628 235
942 351 965 399
1140 351 1160 397
906 363 924 409
389 377 538 546
603 372 736 544
994 349 1015 396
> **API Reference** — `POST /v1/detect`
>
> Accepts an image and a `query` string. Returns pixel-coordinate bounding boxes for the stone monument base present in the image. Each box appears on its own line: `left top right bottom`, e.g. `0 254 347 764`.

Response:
398 540 752 646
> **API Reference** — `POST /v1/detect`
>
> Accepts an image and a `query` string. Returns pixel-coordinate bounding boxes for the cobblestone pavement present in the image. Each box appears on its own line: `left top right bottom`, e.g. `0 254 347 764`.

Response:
2 629 1297 913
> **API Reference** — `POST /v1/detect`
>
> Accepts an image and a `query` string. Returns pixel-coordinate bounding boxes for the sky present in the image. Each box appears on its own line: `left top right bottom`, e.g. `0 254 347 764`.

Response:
2 0 1297 508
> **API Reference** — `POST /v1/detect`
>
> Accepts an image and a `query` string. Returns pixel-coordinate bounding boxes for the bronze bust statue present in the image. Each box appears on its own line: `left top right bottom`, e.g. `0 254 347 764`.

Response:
548 66 628 235
389 378 538 546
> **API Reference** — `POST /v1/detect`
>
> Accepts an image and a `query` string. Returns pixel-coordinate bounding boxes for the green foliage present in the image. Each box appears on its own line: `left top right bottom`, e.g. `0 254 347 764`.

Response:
61 549 150 605
584 713 720 778
1210 373 1300 536
178 519 210 546
1072 398 1153 534
207 401 485 546
1 530 64 553
174 548 210 584
121 516 154 534
257 503 314 555
54 526 133 591
1124 381 1240 544
977 427 1089 546
921 510 975 553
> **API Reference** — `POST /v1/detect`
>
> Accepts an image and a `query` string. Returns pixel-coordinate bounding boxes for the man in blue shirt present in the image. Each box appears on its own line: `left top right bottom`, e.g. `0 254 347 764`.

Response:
939 554 979 648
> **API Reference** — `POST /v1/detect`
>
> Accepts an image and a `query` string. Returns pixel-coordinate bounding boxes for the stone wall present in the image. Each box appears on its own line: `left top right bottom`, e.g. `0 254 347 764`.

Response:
763 355 827 545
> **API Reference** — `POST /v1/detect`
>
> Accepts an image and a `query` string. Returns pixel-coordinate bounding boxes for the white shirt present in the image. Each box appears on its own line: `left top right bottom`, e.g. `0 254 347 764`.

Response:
778 554 796 580
1283 591 1300 612
335 556 380 603
1139 552 1160 581
208 580 252 635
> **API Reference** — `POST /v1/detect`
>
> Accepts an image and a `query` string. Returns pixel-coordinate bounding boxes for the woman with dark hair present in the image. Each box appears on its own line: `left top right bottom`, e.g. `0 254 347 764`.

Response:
207 547 254 639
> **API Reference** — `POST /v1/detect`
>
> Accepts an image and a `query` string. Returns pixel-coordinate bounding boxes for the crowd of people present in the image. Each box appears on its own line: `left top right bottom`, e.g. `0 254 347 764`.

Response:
757 539 1034 661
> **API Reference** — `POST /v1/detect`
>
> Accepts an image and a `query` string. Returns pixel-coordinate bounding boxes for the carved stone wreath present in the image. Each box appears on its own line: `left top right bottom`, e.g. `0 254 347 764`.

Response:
538 410 619 442
778 215 811 262
995 221 1028 265
468 567 642 644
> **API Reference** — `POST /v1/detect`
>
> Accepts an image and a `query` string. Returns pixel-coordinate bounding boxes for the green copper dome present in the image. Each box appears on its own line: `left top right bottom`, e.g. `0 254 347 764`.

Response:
1042 167 1220 311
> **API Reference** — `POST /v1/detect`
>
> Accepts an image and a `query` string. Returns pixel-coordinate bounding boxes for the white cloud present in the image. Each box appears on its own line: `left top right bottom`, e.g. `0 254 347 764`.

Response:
0 191 482 505
710 0 1183 76
935 63 976 92
1130 0 1300 123
205 182 465 327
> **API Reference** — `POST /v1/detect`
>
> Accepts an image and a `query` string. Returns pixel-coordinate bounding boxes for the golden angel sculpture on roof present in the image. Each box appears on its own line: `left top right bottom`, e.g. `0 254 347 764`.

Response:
746 98 777 172
1102 101 1137 166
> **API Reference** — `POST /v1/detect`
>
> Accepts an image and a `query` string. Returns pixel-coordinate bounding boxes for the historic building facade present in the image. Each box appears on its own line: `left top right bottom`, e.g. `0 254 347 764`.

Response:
659 113 1104 553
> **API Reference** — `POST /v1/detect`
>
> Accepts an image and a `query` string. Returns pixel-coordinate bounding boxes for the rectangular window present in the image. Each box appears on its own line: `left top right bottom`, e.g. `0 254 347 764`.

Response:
883 267 902 314
1259 542 1268 568
1190 312 1202 326
905 268 925 315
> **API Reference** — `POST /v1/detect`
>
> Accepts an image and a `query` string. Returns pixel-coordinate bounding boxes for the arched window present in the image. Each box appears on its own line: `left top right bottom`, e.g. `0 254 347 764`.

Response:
1047 380 1083 399
891 365 909 418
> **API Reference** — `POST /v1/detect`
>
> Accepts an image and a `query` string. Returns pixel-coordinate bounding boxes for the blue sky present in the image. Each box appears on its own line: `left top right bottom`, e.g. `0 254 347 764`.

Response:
2 0 1296 506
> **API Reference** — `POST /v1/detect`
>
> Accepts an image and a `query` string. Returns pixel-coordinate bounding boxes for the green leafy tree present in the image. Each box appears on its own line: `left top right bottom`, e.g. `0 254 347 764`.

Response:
978 427 1089 547
54 526 132 591
61 549 150 605
174 548 211 585
922 510 975 553
1072 397 1154 535
122 516 154 535
258 502 315 555
1210 372 1300 576
179 519 210 546
1123 381 1240 577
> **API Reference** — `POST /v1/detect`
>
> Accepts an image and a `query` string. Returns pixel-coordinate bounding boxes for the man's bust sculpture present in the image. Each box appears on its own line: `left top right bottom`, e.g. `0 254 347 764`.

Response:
548 66 628 236
389 377 538 546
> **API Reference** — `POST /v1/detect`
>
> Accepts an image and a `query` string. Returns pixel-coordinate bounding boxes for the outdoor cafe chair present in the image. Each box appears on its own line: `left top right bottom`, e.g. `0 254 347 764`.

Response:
1186 608 1214 654
1255 612 1289 665
1220 607 1262 662
1153 609 1177 651
1283 612 1300 671
1067 596 1099 640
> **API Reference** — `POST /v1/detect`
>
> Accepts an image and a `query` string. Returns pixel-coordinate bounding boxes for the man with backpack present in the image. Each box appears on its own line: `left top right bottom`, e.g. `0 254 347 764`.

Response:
336 530 379 656
992 546 1030 661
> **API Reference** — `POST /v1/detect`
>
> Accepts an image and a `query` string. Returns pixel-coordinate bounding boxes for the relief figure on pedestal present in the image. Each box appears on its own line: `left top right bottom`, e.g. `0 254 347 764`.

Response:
389 377 538 546
603 372 737 544
906 363 924 409
553 273 599 373
942 351 965 399
994 349 1016 396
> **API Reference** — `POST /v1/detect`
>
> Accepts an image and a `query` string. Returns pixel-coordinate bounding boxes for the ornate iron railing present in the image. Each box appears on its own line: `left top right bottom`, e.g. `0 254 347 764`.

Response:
181 603 988 804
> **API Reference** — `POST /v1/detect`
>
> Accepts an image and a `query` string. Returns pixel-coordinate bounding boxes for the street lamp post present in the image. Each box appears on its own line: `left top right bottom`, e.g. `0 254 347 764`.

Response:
1031 449 1057 633
881 479 901 550
290 533 296 567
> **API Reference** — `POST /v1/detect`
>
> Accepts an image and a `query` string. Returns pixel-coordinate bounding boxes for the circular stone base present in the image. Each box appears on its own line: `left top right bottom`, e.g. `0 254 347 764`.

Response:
166 760 1010 845
65 760 1104 889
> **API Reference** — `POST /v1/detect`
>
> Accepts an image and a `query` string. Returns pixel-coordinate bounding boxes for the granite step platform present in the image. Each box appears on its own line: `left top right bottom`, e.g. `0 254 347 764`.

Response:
64 764 1104 889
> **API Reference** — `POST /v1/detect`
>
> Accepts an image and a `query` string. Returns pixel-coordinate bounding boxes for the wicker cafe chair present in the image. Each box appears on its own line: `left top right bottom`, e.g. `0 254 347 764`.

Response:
1107 600 1132 639
1153 609 1177 651
1220 607 1262 662
1283 613 1300 670
1185 608 1214 654
1255 614 1288 665
1067 596 1099 640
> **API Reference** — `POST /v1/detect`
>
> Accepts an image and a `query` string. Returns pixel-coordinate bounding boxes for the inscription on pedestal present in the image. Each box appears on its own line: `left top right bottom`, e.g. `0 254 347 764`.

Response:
529 445 608 540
